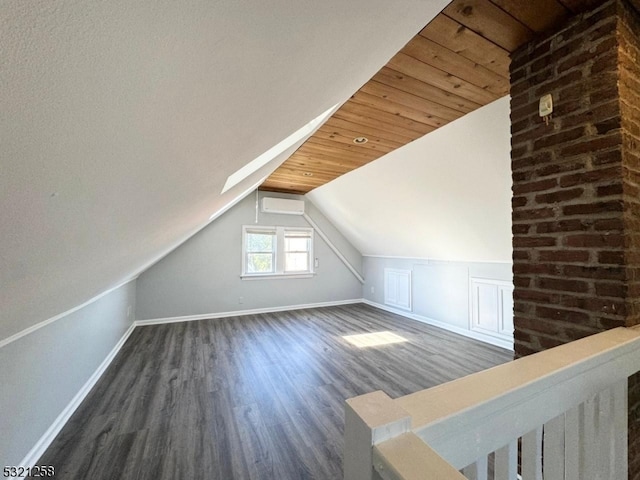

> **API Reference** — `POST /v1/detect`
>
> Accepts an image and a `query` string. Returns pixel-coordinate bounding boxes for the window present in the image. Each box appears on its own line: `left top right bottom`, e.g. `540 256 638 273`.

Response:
242 226 314 278
284 230 312 273
245 229 276 274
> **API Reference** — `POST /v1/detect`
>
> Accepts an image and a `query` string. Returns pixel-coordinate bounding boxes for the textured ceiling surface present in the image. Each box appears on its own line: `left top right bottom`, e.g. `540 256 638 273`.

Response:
0 0 449 339
262 0 604 194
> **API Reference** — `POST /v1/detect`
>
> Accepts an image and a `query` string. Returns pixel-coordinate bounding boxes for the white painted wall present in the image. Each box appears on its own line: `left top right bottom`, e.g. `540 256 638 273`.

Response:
307 97 512 263
362 256 513 349
0 281 136 468
136 193 363 321
308 98 513 348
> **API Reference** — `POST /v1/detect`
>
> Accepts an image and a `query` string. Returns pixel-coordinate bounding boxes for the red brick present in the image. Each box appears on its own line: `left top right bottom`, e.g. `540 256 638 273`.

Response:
564 233 624 248
511 116 531 133
513 263 560 275
513 249 530 260
513 236 558 248
539 250 590 262
533 126 586 150
598 250 626 264
562 200 623 216
535 305 590 323
595 281 627 297
562 264 626 280
591 52 618 75
512 124 553 148
559 166 622 187
514 301 534 314
560 133 623 157
511 99 539 121
513 152 553 171
593 148 622 166
536 161 587 178
538 277 589 293
512 145 529 158
594 217 625 231
535 188 584 204
558 295 626 315
513 170 533 182
587 15 618 41
514 277 532 288
537 335 566 349
512 224 531 235
595 116 621 135
534 70 583 97
512 196 528 208
561 325 600 340
562 103 620 129
513 289 553 303
518 315 564 334
597 183 624 196
536 219 592 233
512 207 555 221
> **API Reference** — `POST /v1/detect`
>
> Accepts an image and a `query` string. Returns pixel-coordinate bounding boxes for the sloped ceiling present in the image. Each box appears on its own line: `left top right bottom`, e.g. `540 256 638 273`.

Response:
307 97 512 263
1 0 450 339
261 0 604 194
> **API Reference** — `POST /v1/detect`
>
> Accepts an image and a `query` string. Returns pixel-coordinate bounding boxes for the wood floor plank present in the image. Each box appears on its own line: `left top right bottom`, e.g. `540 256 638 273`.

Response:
32 303 512 479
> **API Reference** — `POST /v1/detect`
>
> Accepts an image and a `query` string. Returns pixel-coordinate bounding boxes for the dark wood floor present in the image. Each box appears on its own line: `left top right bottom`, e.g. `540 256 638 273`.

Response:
35 303 512 480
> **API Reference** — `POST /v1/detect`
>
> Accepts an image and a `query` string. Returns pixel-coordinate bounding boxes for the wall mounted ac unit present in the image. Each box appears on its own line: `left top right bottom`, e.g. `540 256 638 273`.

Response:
261 197 305 215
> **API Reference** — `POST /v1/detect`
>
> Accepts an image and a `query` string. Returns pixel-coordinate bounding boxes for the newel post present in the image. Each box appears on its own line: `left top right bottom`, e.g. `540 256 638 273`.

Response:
344 390 412 480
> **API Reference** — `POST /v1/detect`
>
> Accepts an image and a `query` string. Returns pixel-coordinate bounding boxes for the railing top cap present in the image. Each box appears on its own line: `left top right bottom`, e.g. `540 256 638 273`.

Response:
395 326 640 430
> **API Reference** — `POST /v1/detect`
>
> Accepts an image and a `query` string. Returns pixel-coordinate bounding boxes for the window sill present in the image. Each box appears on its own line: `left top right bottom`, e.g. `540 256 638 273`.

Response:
241 272 316 281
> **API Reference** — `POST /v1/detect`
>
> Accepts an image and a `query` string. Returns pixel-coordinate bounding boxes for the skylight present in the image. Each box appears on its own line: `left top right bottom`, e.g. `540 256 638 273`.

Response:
221 103 339 194
209 176 267 221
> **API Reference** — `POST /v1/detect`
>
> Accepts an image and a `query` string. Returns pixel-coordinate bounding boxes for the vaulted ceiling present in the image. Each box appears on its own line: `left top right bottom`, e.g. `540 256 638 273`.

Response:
1 0 450 339
1 0 616 341
262 0 606 194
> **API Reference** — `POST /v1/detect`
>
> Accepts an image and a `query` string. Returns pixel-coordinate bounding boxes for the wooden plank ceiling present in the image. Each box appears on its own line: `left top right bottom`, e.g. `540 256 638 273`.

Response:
261 0 602 195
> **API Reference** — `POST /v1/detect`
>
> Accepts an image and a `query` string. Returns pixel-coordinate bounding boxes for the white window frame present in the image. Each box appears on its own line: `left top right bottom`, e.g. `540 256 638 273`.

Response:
241 225 314 279
242 227 277 275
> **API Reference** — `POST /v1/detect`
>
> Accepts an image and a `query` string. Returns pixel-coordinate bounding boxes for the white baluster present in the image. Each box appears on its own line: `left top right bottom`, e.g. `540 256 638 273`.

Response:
595 387 612 480
581 396 597 480
543 414 565 480
494 440 517 480
564 405 580 480
610 380 627 480
521 427 542 480
462 456 487 480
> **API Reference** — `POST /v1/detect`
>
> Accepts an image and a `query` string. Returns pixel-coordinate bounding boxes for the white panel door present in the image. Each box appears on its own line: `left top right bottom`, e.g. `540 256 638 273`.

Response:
474 282 499 333
384 268 412 311
470 278 514 343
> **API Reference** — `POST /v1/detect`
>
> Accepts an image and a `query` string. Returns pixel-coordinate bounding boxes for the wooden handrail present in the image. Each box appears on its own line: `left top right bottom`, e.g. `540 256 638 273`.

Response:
398 326 640 432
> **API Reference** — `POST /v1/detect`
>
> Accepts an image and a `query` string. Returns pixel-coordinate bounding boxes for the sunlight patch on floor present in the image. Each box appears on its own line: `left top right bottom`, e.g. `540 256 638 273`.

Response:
342 331 408 348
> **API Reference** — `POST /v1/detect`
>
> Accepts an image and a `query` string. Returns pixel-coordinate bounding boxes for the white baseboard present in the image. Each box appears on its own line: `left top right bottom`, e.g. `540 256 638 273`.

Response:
15 322 136 475
361 299 514 351
135 298 363 326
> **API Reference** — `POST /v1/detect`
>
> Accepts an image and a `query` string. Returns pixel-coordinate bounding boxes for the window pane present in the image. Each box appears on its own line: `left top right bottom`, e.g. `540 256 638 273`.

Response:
285 236 309 252
247 233 274 253
285 252 309 272
247 253 274 273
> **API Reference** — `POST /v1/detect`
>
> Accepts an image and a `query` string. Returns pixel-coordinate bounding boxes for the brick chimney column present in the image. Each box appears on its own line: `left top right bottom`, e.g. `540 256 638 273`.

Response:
509 0 640 475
